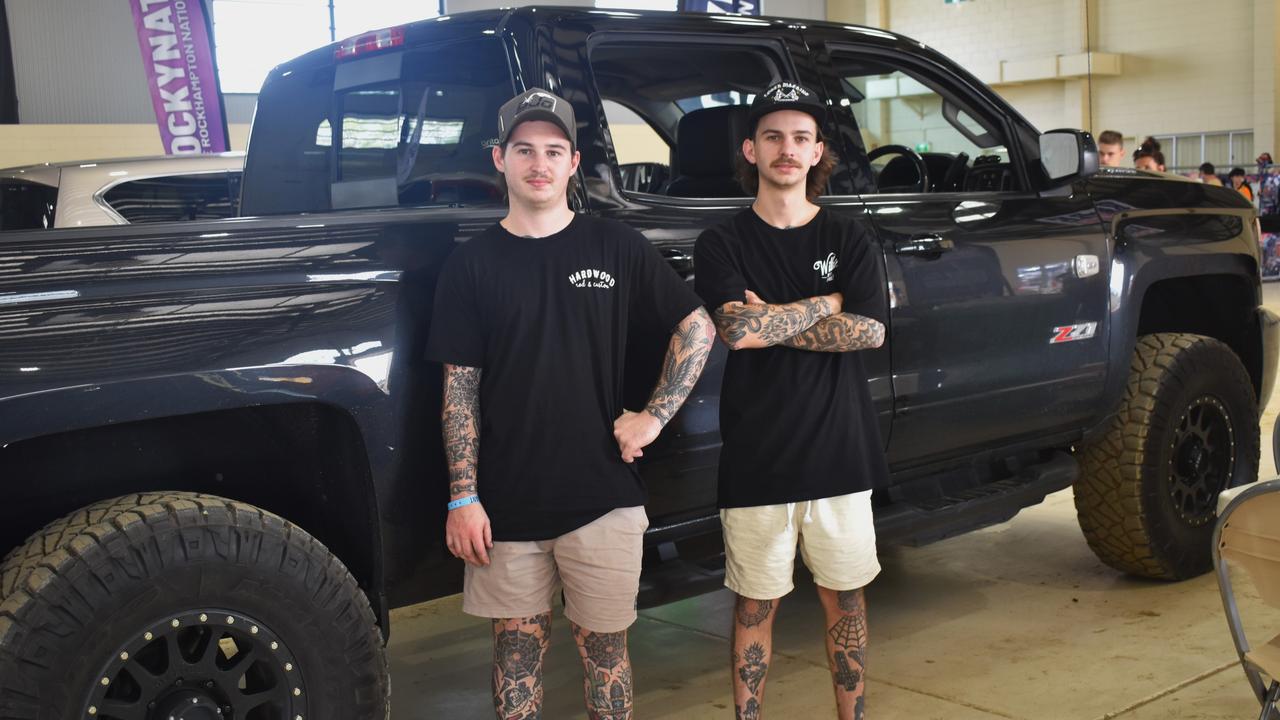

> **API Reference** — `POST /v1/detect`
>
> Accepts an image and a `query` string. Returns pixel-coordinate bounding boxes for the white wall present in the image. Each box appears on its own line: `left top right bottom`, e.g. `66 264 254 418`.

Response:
828 0 1279 167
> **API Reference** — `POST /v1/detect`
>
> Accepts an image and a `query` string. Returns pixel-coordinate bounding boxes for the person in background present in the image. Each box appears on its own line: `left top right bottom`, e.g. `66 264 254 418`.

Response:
1229 167 1254 202
1097 130 1124 168
1133 137 1166 172
1200 162 1223 186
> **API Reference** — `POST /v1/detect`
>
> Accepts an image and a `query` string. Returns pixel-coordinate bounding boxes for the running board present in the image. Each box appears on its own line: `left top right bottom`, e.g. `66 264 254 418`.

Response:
875 450 1078 547
637 555 726 609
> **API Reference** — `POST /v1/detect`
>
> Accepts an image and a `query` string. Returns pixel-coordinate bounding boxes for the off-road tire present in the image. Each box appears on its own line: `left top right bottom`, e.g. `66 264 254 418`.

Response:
0 492 389 719
1075 333 1259 579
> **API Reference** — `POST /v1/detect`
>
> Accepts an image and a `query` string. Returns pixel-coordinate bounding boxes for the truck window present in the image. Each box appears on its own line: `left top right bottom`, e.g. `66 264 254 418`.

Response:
241 37 513 216
829 50 1021 194
102 172 242 224
588 39 790 199
0 180 57 231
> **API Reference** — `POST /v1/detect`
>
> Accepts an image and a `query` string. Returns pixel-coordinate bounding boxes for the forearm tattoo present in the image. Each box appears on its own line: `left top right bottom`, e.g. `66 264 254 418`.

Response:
571 623 633 720
783 313 885 353
442 364 481 500
713 295 832 349
828 589 868 720
645 308 716 425
493 614 551 720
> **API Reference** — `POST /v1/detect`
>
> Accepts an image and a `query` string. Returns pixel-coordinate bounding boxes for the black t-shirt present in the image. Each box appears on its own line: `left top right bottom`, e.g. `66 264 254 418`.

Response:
425 214 703 541
694 207 890 508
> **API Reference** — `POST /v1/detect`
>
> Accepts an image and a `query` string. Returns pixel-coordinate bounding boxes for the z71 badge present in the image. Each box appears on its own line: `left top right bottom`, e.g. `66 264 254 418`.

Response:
1050 322 1098 344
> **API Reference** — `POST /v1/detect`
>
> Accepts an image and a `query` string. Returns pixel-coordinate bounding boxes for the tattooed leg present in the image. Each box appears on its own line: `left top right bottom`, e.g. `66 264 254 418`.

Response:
818 586 868 720
731 594 778 719
492 613 552 720
570 622 633 720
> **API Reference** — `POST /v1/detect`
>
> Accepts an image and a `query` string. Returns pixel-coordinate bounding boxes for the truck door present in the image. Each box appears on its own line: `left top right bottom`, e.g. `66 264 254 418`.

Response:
550 17 891 527
806 34 1111 469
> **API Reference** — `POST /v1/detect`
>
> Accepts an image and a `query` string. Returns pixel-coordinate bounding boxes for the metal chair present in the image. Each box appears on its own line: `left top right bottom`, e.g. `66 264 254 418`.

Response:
1214 479 1280 720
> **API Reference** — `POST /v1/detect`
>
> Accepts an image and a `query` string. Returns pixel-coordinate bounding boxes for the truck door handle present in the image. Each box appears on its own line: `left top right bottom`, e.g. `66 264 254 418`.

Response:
894 234 954 256
662 248 694 273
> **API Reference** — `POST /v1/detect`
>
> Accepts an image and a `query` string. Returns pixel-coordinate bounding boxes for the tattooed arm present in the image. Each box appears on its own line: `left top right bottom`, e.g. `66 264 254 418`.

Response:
614 307 716 463
711 293 841 350
442 363 491 566
780 313 885 353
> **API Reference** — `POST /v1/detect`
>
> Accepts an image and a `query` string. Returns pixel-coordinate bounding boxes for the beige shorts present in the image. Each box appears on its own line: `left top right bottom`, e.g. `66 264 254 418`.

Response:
463 506 648 633
721 490 880 600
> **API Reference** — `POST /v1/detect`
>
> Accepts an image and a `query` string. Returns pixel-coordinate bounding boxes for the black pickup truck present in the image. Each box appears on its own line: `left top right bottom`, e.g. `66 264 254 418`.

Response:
1 7 1274 718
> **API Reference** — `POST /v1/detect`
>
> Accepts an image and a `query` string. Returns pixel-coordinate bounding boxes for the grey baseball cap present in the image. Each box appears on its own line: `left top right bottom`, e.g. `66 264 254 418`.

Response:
497 88 576 150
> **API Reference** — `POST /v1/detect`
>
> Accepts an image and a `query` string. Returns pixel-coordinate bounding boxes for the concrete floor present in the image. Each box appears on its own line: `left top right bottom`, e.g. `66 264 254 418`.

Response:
385 283 1280 719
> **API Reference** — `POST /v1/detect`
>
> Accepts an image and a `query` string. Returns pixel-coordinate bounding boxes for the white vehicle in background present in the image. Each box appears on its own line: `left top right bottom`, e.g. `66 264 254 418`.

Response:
0 152 243 231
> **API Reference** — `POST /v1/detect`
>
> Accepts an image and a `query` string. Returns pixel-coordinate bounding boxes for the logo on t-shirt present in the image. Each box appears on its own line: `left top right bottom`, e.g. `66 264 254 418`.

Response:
813 252 839 283
569 268 616 289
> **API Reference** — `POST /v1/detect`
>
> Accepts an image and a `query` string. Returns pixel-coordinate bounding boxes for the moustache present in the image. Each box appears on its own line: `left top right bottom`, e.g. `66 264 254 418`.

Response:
770 161 803 169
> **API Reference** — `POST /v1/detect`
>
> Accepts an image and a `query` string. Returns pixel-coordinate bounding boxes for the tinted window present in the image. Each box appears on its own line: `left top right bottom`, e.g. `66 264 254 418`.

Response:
102 172 242 224
829 50 1021 194
588 40 795 198
0 180 57 231
242 38 513 216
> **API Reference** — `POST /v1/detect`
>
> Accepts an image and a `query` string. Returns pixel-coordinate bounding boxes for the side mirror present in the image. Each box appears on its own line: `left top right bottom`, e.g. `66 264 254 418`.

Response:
1039 129 1099 186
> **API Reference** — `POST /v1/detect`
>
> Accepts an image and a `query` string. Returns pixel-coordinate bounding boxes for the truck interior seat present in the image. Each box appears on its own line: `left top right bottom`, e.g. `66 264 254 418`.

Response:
666 105 751 198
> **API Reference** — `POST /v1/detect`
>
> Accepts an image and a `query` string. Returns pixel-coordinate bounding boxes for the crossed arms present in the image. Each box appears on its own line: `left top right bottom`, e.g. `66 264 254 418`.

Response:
711 290 885 353
442 306 715 566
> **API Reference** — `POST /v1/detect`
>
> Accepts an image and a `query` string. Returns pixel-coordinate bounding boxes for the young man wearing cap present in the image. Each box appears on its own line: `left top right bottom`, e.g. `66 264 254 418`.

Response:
694 82 888 720
426 88 714 719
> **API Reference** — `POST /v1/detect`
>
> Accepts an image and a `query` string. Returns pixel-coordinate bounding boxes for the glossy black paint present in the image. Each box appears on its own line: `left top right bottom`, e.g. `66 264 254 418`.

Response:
0 8 1271 621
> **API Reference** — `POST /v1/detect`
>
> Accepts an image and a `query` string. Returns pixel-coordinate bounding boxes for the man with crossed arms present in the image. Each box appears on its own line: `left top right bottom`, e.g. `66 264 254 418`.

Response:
695 82 889 720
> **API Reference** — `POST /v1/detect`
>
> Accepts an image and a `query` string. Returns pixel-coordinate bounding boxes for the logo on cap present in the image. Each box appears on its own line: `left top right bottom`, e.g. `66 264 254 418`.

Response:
519 92 558 113
766 82 808 102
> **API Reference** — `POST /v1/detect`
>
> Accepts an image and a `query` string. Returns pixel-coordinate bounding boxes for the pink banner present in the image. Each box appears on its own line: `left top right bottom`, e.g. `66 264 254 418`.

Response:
129 0 229 154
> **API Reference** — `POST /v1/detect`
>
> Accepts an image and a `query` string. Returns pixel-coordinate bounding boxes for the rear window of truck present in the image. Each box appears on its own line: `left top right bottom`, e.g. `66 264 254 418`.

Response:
241 37 514 217
103 172 242 224
0 180 57 231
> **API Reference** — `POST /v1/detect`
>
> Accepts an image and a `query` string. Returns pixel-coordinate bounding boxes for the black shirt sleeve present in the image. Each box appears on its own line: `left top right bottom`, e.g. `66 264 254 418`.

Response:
839 225 889 325
424 249 485 367
693 226 747 312
627 228 704 333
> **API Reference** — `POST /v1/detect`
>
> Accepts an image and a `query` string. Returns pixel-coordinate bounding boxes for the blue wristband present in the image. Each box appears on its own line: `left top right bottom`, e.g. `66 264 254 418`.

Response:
447 495 480 511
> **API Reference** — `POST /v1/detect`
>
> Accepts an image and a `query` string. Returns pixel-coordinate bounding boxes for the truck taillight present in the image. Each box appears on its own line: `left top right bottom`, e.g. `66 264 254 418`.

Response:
335 26 405 60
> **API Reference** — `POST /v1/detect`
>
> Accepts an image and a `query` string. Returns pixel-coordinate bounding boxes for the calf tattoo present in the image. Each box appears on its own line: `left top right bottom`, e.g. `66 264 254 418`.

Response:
572 624 633 720
737 642 769 696
492 615 550 720
736 697 761 720
828 590 869 716
443 365 482 499
782 313 885 353
734 597 775 629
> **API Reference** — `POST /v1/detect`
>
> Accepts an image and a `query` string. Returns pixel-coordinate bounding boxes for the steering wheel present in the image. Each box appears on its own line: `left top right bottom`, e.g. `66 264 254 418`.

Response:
867 144 929 193
939 152 970 192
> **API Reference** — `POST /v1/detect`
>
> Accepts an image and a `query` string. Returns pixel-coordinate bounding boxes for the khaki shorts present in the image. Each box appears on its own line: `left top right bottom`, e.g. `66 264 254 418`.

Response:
463 506 648 633
721 490 880 600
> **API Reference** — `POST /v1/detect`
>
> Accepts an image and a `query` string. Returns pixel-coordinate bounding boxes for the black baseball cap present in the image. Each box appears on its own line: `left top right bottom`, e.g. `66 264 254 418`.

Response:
497 88 576 150
748 82 826 131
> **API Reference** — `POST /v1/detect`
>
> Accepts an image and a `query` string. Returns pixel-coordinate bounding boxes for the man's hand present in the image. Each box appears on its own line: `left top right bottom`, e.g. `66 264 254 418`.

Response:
614 409 663 463
446 502 493 566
